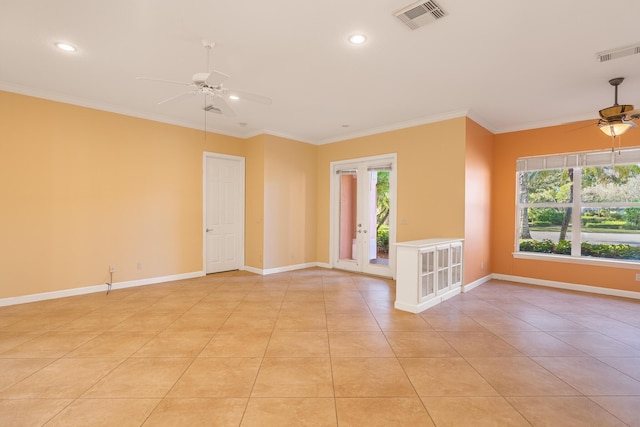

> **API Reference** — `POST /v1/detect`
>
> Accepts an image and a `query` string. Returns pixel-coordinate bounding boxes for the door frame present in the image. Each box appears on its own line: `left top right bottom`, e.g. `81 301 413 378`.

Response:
202 152 245 274
329 153 397 278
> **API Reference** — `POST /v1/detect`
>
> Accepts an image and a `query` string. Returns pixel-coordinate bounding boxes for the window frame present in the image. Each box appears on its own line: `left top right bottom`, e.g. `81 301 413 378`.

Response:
514 147 640 266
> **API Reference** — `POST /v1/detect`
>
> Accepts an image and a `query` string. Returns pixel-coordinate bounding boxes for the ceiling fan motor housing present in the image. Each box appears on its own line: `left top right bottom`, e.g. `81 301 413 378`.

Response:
599 104 635 120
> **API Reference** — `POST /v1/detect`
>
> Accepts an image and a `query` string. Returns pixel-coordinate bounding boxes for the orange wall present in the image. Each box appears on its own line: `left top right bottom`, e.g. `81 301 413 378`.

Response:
492 120 640 291
464 118 493 284
317 118 467 265
0 91 246 299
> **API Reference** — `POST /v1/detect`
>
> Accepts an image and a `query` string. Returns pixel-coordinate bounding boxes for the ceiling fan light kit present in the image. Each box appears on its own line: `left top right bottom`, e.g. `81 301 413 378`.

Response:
598 119 636 137
596 77 640 137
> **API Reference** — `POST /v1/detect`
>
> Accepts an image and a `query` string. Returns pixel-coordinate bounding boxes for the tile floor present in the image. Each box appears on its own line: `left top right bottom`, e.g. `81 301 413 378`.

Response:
0 268 639 426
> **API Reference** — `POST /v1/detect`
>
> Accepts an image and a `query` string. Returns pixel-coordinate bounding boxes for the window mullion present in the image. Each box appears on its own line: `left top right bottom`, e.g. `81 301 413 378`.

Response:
571 168 582 257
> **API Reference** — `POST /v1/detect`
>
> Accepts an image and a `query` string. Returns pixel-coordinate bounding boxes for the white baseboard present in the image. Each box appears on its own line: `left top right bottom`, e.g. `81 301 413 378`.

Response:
0 271 205 307
492 273 640 300
463 274 492 293
244 262 321 276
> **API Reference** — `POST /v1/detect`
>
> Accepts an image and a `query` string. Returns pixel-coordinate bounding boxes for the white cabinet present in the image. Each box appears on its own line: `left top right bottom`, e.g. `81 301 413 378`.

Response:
395 238 463 313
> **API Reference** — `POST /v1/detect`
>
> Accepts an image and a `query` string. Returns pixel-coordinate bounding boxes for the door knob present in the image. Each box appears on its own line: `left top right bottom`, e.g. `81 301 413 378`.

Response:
206 228 213 232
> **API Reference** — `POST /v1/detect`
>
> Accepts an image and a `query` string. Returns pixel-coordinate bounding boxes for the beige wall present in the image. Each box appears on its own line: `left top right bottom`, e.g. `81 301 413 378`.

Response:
263 134 317 270
244 135 265 269
316 118 467 265
0 91 246 299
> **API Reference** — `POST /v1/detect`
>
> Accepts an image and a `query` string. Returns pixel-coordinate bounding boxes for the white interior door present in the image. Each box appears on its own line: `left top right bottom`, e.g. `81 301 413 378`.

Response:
204 153 244 274
331 154 396 278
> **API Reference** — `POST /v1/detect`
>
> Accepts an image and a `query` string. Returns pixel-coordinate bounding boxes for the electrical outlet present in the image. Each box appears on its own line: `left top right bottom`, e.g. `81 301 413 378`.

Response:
636 273 640 281
109 265 116 273
137 262 143 270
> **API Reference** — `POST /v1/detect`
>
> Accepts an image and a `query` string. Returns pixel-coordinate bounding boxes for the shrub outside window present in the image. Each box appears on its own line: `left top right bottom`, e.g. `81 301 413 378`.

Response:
516 148 640 262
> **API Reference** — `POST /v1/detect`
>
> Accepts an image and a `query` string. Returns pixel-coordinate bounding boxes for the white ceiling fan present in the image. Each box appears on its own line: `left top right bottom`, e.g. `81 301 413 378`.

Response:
137 40 271 118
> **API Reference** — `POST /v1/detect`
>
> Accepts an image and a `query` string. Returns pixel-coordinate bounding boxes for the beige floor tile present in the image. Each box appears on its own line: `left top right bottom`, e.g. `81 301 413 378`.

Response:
144 398 247 427
420 312 488 333
0 331 43 353
373 312 434 331
326 313 380 331
265 331 329 357
550 331 640 357
0 358 120 398
466 356 578 396
328 331 394 357
0 331 99 358
495 331 586 356
241 397 337 427
45 398 160 427
218 312 277 331
332 358 415 397
399 357 498 396
336 397 434 427
0 398 72 426
0 358 54 392
590 396 640 427
66 331 156 358
533 356 640 395
421 396 531 427
108 312 182 332
4 270 640 424
164 312 229 332
507 396 627 427
597 357 640 381
251 357 333 397
511 313 588 331
167 357 261 398
324 297 371 314
54 311 134 332
132 331 213 358
384 331 459 357
274 312 327 331
199 330 271 357
83 357 191 398
439 331 523 357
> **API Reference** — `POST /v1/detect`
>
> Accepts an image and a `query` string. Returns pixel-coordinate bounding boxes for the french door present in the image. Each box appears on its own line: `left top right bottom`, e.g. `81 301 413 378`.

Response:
331 154 396 278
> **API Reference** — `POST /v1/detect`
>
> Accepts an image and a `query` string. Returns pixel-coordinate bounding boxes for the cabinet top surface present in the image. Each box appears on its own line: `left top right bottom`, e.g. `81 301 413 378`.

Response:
395 238 463 248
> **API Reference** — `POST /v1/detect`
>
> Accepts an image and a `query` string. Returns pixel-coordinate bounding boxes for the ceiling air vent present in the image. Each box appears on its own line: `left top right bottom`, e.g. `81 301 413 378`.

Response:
394 0 447 30
596 43 640 62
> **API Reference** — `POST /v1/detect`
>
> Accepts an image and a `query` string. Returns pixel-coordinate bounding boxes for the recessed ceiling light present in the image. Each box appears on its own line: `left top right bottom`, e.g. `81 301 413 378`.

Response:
348 34 367 45
229 95 240 101
55 42 76 52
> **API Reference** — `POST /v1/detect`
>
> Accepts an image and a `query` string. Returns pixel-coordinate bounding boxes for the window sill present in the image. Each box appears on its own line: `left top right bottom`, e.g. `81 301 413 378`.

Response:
512 252 640 270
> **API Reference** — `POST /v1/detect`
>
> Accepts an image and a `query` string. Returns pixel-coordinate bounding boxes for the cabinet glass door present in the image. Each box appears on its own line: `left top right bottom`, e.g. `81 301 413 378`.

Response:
420 250 435 300
450 243 462 287
436 246 450 293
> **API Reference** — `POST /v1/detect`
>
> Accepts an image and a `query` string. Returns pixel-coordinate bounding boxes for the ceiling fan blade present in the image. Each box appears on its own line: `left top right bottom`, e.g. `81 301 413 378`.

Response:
157 91 196 105
136 76 192 86
225 89 272 105
626 108 640 119
206 70 230 86
209 96 237 117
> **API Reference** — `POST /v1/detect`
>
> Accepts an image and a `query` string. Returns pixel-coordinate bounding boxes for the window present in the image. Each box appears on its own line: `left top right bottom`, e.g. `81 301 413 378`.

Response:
516 148 640 262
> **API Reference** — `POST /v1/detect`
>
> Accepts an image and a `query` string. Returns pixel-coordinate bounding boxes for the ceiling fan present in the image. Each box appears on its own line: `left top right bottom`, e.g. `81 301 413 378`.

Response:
137 40 271 118
597 77 640 137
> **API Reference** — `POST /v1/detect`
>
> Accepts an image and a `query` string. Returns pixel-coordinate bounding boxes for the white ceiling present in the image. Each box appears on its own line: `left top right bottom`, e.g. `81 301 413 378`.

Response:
2 0 640 144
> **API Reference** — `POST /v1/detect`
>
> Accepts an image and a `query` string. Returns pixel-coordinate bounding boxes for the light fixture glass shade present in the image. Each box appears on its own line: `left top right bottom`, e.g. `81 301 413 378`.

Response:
598 119 635 137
